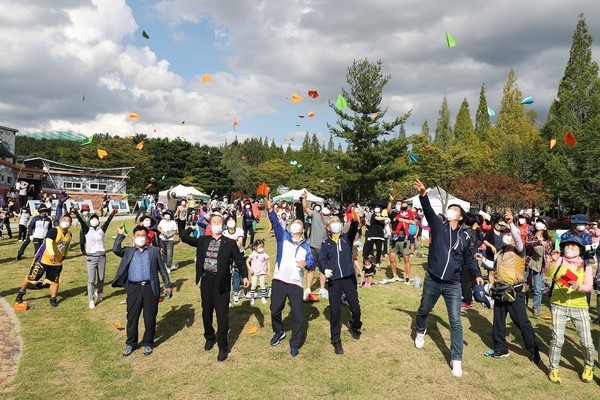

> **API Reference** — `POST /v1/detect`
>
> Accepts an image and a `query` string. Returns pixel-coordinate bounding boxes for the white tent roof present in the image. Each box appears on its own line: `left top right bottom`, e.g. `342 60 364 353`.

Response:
158 185 209 203
273 188 324 203
407 186 470 215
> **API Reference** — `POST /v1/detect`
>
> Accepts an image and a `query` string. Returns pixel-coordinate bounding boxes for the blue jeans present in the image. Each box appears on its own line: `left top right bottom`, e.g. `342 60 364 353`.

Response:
232 268 241 293
524 268 543 311
416 271 463 361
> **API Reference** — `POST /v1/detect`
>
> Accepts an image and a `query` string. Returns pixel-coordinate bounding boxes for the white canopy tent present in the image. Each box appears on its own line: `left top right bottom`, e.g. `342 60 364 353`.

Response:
158 184 210 203
407 186 470 215
273 188 324 203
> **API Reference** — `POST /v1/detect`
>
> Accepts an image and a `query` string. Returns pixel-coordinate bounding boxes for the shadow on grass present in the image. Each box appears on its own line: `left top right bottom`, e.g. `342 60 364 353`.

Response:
155 303 195 347
171 278 188 293
228 305 265 351
104 288 126 300
394 306 452 363
0 256 17 264
533 319 588 375
174 259 195 269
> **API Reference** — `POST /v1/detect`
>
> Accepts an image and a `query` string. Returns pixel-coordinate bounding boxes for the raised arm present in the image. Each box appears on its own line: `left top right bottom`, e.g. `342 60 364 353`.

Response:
112 228 127 258
301 191 313 217
181 226 200 247
101 208 117 232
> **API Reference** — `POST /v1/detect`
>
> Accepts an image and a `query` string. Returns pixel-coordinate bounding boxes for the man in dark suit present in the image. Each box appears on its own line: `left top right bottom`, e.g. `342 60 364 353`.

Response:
181 213 249 361
112 225 172 357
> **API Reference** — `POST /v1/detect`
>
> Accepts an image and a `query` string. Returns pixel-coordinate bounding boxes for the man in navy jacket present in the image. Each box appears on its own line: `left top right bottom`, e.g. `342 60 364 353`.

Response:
318 214 361 355
412 179 483 378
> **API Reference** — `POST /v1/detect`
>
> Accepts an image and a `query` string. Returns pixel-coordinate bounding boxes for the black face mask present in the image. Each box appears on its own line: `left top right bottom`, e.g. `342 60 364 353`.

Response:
401 206 408 211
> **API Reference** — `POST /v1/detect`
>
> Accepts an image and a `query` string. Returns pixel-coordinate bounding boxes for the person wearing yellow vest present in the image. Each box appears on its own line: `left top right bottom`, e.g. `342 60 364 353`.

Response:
546 235 595 384
476 214 540 363
15 215 73 307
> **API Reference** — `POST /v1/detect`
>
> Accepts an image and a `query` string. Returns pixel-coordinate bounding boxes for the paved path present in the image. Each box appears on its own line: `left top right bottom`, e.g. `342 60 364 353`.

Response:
0 298 22 385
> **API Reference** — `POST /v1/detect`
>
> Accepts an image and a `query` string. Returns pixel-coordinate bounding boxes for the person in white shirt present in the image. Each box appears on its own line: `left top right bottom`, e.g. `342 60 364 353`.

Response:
157 210 178 271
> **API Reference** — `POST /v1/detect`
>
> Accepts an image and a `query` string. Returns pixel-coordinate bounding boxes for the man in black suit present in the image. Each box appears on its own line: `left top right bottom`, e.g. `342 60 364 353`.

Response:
181 213 249 361
112 225 172 357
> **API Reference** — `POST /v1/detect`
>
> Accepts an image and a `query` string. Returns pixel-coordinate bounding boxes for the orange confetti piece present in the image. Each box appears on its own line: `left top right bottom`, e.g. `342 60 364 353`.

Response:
246 327 258 335
550 139 556 149
145 183 153 189
371 113 379 119
291 94 303 103
308 90 319 99
129 113 140 120
202 74 212 82
113 322 122 328
307 111 315 117
290 137 295 142
97 149 108 159
136 141 145 150
127 135 133 140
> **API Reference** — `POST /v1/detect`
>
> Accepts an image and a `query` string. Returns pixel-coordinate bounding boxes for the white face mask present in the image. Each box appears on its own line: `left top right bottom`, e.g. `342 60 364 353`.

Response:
257 248 264 253
164 215 171 221
445 209 459 221
330 222 342 234
395 205 401 211
321 208 331 216
143 220 152 228
90 219 99 227
374 207 381 214
576 225 585 232
82 211 89 216
564 246 580 259
535 222 546 231
245 205 251 209
134 236 146 247
518 218 526 225
314 206 322 212
60 221 71 229
227 220 236 229
290 223 302 234
502 235 513 246
211 225 223 234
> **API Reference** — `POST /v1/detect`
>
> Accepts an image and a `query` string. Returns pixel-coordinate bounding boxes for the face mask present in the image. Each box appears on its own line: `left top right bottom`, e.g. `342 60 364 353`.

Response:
134 237 146 247
445 209 459 221
502 235 513 246
82 211 89 216
321 208 331 216
374 208 381 214
290 223 302 234
401 206 408 211
535 223 545 231
330 222 342 234
245 205 251 209
211 225 223 234
395 205 401 211
60 221 71 229
564 246 580 259
227 221 236 229
314 206 322 212
257 248 264 253
40 212 48 218
576 225 585 232
90 219 99 227
518 218 526 225
164 215 171 220
143 220 152 228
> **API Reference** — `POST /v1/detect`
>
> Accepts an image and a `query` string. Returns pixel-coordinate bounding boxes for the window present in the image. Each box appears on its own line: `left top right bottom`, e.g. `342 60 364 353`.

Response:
89 183 108 191
26 173 34 178
7 176 12 184
63 181 82 190
0 174 4 182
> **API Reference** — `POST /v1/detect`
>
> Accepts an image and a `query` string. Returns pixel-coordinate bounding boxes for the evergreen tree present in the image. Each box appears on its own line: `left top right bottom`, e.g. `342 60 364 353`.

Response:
328 58 410 198
398 123 406 139
421 120 431 143
434 96 452 150
474 83 491 142
327 134 335 152
453 98 474 142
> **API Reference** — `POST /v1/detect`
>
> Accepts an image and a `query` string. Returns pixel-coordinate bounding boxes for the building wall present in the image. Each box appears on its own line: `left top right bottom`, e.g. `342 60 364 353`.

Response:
0 126 17 158
0 163 17 189
43 173 127 194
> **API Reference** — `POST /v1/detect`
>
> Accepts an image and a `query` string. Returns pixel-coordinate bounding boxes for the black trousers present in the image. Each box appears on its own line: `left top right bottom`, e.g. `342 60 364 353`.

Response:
363 238 383 264
18 225 27 241
126 283 159 346
243 224 255 247
270 280 303 348
460 264 474 303
200 273 230 350
177 219 186 239
3 219 12 238
328 275 362 343
492 291 537 354
17 237 43 259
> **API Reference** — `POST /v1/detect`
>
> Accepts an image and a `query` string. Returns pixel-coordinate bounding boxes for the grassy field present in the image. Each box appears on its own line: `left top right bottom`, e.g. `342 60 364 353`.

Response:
0 217 599 400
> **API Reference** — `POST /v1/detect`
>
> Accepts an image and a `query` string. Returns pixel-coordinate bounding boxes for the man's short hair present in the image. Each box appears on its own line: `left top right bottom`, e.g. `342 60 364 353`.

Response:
133 225 148 235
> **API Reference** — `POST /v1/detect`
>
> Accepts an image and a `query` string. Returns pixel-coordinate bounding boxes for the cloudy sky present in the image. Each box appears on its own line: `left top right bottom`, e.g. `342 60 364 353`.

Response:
1 0 599 147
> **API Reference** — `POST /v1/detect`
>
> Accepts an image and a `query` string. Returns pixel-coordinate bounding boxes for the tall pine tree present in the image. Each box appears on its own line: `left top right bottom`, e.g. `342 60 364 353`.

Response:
434 96 452 150
474 83 491 142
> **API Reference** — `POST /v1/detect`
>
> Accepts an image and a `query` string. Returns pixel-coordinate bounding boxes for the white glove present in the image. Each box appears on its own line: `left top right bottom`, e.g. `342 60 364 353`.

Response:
324 269 333 278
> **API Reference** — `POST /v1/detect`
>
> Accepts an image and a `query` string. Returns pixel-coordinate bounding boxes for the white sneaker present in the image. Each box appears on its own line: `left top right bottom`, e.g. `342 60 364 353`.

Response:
88 300 96 309
93 289 98 301
450 360 462 377
250 298 255 306
229 302 233 308
303 288 311 301
261 297 267 304
233 294 240 304
414 330 426 349
96 293 103 303
319 288 329 299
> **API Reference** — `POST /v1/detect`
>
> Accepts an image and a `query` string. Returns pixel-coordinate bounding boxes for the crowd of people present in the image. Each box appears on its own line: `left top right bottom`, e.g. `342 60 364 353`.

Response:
5 181 600 382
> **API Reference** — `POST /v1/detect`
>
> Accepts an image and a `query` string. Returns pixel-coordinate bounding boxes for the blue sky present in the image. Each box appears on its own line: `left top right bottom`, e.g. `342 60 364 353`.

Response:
1 0 600 147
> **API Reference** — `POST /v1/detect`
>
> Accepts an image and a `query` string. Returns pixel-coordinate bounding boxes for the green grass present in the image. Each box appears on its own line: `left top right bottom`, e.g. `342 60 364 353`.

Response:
0 218 599 399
